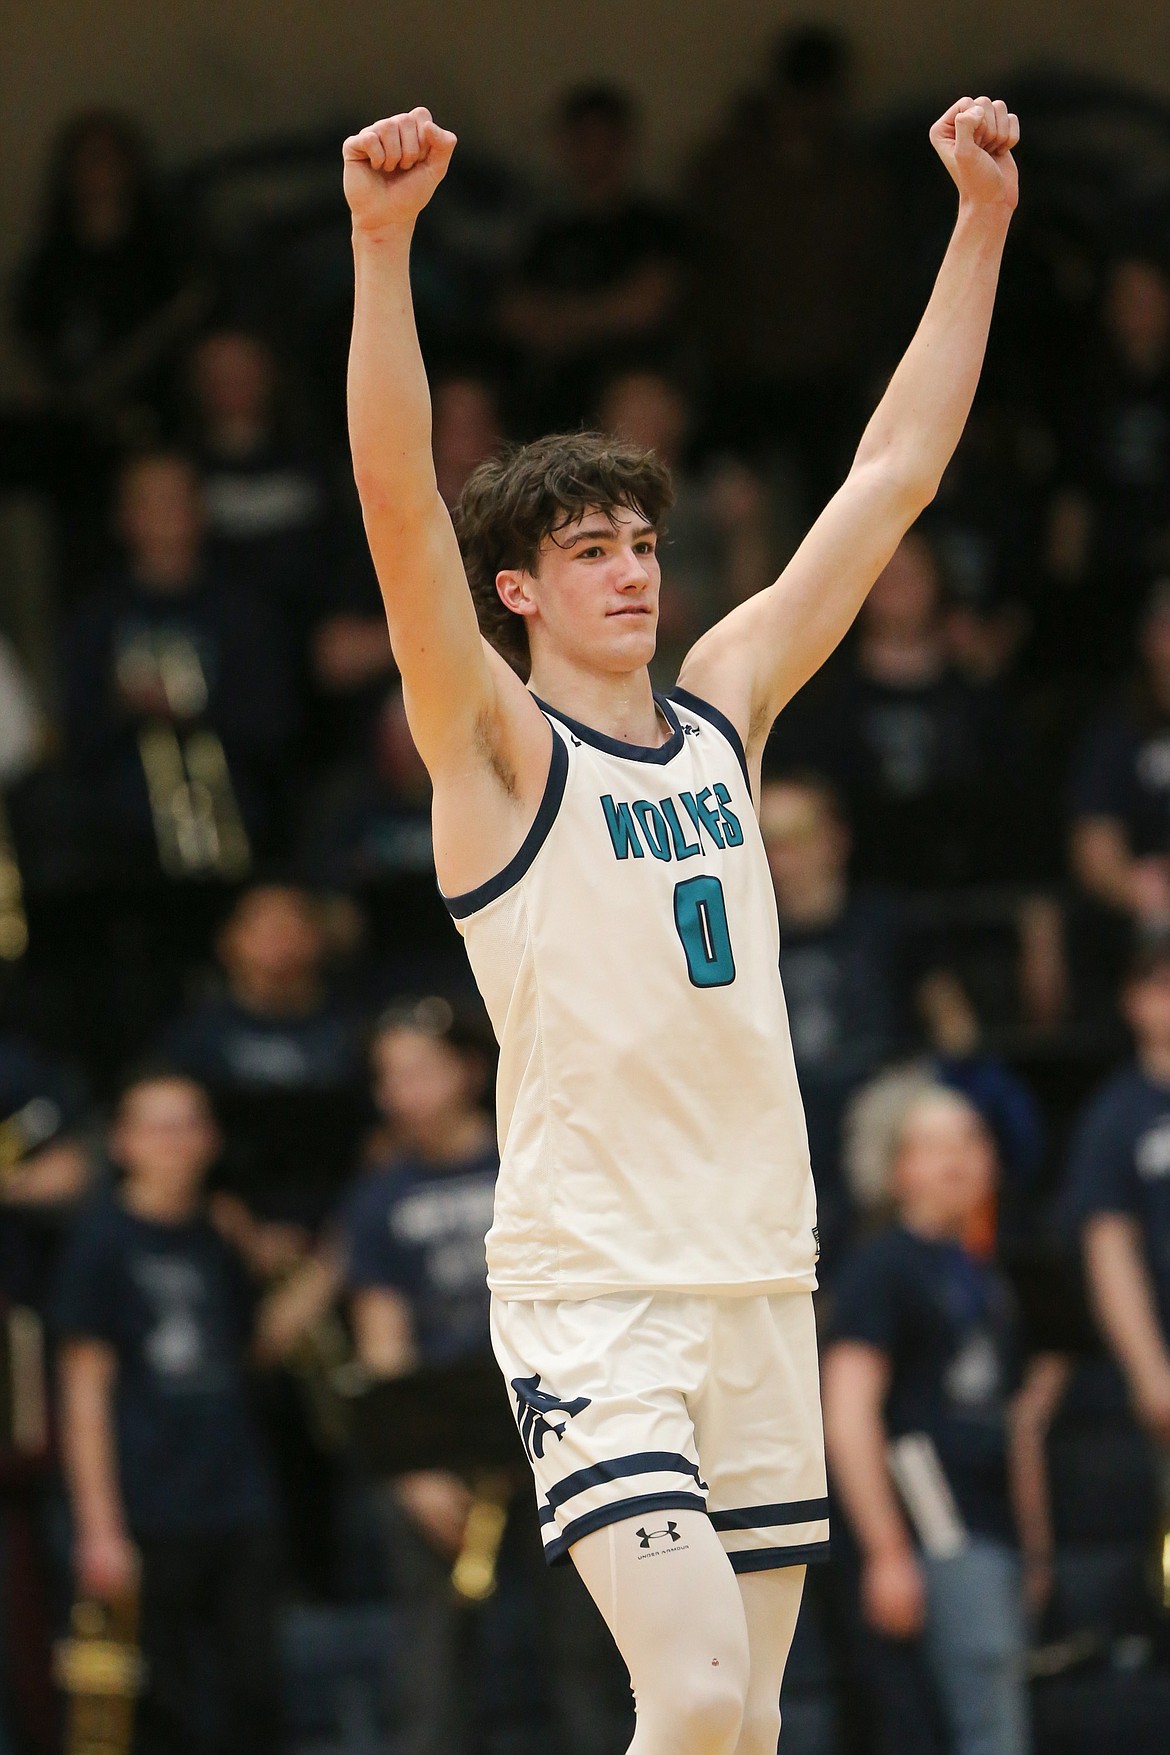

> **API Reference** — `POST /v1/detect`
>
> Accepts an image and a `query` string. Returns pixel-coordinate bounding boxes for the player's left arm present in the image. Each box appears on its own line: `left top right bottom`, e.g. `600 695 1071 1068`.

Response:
678 97 1019 782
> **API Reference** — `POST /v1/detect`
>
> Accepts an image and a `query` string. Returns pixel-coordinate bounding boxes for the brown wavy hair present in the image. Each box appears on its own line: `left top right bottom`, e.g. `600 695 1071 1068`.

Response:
454 430 673 677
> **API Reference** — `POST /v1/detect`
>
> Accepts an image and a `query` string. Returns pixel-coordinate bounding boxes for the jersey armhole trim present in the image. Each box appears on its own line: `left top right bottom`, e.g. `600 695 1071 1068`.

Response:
669 686 752 793
441 724 569 920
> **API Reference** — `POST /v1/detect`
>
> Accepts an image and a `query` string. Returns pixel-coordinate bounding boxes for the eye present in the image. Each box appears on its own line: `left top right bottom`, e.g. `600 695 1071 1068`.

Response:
634 539 656 555
578 545 605 560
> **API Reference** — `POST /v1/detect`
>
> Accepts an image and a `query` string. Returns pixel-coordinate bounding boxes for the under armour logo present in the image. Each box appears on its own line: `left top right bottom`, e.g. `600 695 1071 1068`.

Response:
511 1374 590 1461
637 1522 682 1549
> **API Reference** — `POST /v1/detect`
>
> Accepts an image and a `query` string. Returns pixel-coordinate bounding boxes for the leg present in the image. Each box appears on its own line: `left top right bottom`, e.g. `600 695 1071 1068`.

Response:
920 1539 1030 1755
375 1488 469 1755
211 1528 284 1755
733 1566 805 1755
133 1538 201 1755
570 1510 750 1755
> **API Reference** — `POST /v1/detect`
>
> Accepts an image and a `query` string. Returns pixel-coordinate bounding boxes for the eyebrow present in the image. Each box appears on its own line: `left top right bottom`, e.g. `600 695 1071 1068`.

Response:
560 522 657 547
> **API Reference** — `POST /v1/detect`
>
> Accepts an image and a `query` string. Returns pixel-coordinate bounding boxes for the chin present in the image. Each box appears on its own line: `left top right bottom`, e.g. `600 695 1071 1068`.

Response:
598 621 657 672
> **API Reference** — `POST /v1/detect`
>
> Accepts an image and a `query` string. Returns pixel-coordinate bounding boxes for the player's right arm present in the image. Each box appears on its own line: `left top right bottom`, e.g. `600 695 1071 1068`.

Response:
344 110 549 893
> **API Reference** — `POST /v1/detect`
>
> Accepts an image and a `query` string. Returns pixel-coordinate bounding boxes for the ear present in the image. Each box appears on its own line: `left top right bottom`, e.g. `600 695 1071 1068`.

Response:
495 568 539 621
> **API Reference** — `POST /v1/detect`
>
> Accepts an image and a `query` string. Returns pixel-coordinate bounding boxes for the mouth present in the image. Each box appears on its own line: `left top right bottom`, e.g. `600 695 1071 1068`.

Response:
606 605 652 618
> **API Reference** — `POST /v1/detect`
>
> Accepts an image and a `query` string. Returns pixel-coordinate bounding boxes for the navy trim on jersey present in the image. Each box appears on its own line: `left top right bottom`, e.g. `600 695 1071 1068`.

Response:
727 1539 832 1574
669 687 752 794
534 693 685 764
544 1491 708 1565
442 722 569 920
544 1450 708 1512
708 1496 829 1532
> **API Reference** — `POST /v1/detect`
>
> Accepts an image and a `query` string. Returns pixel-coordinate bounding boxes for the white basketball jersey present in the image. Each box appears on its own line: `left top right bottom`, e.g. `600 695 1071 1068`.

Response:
444 688 818 1300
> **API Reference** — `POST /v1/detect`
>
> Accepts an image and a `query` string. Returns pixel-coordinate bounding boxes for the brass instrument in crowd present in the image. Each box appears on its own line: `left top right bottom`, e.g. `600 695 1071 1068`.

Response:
451 1471 513 1603
0 798 27 960
287 1323 514 1599
346 1355 523 1606
0 1094 62 1178
54 1590 144 1755
125 632 251 879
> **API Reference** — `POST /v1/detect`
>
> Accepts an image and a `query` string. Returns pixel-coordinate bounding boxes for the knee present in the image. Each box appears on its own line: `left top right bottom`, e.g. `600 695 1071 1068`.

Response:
664 1671 745 1754
734 1702 782 1755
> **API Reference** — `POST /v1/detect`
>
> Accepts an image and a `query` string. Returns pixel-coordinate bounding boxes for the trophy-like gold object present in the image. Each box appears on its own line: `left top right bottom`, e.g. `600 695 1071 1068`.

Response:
54 1591 145 1755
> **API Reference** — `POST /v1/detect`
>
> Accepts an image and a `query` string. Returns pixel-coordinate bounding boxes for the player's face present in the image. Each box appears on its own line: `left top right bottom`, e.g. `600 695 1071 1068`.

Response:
507 505 661 676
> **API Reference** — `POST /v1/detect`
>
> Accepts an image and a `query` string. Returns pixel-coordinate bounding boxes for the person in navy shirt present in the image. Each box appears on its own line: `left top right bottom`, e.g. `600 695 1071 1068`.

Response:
1067 935 1170 1454
824 1086 1046 1755
54 1070 280 1755
163 883 366 1236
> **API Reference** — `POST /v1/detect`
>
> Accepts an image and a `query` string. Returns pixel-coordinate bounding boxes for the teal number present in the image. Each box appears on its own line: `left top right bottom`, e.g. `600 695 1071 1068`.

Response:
673 875 736 988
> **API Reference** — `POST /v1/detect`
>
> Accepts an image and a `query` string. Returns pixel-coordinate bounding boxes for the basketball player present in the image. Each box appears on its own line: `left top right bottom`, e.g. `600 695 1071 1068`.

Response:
344 95 1019 1754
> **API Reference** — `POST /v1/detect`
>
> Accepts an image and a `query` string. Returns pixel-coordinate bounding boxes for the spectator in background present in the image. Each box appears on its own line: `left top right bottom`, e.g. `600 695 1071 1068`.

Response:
162 883 365 1237
62 452 296 879
54 1070 281 1755
263 998 499 1755
1046 256 1170 670
499 85 688 431
12 111 193 443
1071 580 1170 929
1067 936 1170 1459
688 24 889 508
824 1086 1045 1755
598 366 777 683
843 971 1045 1256
301 685 433 890
770 530 1024 886
186 327 332 614
260 998 633 1755
760 774 906 1267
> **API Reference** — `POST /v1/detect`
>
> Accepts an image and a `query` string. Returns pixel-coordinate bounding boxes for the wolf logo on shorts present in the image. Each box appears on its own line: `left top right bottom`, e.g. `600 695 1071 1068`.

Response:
511 1374 591 1461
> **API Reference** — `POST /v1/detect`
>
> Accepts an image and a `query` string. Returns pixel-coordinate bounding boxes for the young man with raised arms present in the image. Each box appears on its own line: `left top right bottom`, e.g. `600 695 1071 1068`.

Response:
343 95 1019 1755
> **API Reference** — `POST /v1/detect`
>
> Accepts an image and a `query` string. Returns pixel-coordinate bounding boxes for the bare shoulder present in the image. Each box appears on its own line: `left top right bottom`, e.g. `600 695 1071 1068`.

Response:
427 642 557 901
676 612 767 784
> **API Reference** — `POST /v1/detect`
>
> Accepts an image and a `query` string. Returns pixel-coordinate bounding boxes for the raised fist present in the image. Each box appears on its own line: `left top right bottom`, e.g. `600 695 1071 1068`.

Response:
930 97 1019 211
342 107 457 234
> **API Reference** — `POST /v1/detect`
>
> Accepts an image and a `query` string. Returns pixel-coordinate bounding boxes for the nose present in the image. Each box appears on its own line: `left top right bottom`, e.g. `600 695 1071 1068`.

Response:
616 549 652 590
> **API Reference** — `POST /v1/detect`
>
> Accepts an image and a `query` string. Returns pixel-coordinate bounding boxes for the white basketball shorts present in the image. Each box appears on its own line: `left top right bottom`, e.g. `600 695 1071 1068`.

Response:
490 1287 829 1570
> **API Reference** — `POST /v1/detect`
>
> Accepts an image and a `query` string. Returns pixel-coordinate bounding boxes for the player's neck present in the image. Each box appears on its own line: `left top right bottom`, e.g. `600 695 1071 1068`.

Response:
526 658 667 748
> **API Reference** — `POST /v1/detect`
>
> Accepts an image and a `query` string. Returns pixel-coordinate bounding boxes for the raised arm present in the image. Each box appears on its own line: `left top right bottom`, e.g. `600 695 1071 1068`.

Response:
344 109 550 891
679 97 1019 773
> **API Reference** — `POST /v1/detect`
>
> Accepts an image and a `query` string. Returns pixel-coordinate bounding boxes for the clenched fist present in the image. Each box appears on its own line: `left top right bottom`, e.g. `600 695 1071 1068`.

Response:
343 107 457 235
930 96 1020 211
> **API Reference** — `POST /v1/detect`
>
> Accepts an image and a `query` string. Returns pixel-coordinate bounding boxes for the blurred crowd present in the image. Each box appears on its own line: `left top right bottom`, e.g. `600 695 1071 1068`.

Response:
2 20 1170 1755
